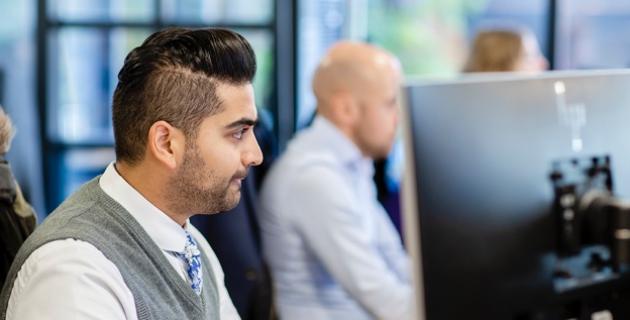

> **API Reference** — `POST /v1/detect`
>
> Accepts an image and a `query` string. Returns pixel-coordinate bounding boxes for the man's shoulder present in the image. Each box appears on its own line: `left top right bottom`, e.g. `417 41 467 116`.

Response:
12 197 114 279
265 139 346 182
22 238 113 272
35 192 106 239
22 179 126 264
5 238 134 320
281 127 345 167
260 155 355 217
39 177 104 225
261 152 346 197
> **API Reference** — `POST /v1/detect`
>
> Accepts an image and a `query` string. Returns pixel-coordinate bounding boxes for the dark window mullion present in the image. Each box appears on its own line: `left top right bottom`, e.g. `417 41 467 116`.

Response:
46 21 157 29
273 0 296 150
159 22 275 30
47 21 275 30
547 0 557 69
154 0 162 30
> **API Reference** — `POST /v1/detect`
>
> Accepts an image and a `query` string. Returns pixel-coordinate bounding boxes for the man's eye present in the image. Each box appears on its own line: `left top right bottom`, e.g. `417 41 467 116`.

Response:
232 127 249 140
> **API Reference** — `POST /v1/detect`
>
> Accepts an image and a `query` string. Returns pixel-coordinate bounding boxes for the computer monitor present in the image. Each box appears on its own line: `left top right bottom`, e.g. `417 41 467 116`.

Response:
402 70 630 320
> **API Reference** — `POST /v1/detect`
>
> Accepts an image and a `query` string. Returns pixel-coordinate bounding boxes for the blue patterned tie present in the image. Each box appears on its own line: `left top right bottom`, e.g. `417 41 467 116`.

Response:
173 232 203 295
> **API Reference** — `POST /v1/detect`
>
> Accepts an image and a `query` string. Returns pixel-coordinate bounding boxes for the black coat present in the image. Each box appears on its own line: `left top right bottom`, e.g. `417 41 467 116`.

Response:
0 159 36 290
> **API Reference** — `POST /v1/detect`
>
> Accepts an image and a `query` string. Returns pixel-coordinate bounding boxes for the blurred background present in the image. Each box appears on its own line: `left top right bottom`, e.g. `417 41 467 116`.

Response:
1 0 630 219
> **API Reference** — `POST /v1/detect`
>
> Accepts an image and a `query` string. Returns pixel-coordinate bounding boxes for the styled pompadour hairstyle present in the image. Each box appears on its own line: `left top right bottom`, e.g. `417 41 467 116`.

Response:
112 28 256 164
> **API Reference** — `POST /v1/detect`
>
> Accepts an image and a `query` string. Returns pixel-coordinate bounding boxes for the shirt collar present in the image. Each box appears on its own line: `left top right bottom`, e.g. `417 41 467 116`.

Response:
310 116 374 176
99 162 189 253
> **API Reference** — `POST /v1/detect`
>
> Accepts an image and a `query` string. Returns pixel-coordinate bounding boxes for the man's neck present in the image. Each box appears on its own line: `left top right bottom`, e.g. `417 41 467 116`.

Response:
114 161 188 227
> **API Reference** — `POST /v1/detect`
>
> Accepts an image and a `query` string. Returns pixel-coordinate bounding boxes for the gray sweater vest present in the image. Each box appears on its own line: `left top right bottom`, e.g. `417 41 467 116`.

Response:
0 177 221 319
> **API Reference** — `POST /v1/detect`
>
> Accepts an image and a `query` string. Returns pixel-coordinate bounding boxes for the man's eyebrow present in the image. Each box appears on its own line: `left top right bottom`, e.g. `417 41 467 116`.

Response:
224 118 258 129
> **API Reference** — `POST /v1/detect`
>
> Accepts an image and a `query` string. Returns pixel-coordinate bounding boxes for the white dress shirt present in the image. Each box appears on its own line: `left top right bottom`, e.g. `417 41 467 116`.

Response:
259 116 413 320
6 163 240 320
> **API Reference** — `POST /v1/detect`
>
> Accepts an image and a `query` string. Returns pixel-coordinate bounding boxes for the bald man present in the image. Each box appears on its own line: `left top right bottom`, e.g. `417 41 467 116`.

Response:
258 42 413 319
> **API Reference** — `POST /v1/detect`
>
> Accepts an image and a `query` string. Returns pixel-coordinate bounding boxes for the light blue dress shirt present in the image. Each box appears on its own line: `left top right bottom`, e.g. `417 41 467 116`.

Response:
259 116 413 320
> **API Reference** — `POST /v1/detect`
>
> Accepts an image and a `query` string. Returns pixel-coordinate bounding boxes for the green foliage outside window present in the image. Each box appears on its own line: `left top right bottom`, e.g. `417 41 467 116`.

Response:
368 0 489 76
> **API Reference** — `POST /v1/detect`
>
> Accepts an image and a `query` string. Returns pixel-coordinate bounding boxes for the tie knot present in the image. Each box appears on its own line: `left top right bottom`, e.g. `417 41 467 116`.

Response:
184 232 201 260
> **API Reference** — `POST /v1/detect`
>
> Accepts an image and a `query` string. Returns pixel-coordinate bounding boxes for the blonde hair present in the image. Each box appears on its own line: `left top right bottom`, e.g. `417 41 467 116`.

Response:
0 107 15 154
463 30 525 73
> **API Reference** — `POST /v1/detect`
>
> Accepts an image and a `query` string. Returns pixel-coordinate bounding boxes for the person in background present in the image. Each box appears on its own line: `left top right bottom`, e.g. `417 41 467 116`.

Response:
0 107 36 290
259 41 413 320
463 26 548 73
0 28 263 320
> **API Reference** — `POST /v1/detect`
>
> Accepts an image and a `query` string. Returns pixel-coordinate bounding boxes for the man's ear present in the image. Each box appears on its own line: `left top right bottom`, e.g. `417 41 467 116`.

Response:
146 120 185 170
331 91 360 127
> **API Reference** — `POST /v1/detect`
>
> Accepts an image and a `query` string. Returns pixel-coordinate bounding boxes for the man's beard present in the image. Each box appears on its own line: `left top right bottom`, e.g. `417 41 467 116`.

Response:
165 145 242 215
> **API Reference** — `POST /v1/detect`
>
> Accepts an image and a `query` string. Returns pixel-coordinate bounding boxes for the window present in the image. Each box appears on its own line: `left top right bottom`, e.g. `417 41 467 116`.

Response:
296 0 348 129
555 0 630 69
367 0 549 77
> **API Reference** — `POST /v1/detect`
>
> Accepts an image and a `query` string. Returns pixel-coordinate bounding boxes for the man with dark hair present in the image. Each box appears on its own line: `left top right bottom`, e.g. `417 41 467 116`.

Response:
0 28 262 320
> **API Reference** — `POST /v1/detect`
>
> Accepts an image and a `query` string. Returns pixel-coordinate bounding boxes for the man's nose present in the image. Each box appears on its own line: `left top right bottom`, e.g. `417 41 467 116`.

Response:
244 136 263 167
